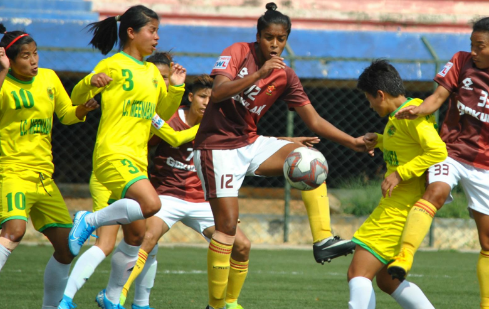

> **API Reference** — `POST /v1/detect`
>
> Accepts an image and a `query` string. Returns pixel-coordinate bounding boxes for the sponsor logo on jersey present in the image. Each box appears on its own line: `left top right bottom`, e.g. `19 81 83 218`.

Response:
232 94 267 116
238 67 248 78
20 117 52 136
213 56 231 70
457 100 489 123
461 77 473 90
387 125 396 136
152 78 158 88
166 156 196 172
438 62 453 77
122 99 156 120
47 87 54 101
266 84 276 96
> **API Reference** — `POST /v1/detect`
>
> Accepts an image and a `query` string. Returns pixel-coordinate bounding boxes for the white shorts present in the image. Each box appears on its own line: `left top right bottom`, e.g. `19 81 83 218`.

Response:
427 156 489 215
194 136 292 200
154 195 215 240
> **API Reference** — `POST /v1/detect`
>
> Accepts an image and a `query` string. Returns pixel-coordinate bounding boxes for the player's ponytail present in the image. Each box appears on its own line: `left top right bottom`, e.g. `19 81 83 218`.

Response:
473 17 489 33
0 23 35 59
86 5 159 55
257 2 292 36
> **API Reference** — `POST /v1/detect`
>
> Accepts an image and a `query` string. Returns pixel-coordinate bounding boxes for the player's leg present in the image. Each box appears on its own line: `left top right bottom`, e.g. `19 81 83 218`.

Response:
376 266 434 309
347 247 383 309
473 211 489 309
98 220 146 307
122 215 169 306
226 227 250 309
252 137 354 263
69 160 160 256
0 220 25 271
388 159 458 281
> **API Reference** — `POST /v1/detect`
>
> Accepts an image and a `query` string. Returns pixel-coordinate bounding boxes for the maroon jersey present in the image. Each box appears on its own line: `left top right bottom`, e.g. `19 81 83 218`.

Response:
194 42 310 150
435 51 489 170
150 109 205 203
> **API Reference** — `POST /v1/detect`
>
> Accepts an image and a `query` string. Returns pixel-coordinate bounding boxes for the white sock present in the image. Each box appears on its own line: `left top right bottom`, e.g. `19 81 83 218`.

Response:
133 244 159 306
349 276 375 309
85 198 144 227
64 245 106 299
0 243 11 271
43 256 71 308
391 280 435 309
105 240 140 303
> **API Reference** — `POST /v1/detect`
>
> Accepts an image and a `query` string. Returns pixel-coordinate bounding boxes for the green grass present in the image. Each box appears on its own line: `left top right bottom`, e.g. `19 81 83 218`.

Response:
334 178 470 219
0 244 480 308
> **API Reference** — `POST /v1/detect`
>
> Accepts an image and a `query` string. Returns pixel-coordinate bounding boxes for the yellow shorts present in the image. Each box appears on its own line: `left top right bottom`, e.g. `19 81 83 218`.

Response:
0 171 72 232
352 180 424 264
89 172 112 211
94 158 148 203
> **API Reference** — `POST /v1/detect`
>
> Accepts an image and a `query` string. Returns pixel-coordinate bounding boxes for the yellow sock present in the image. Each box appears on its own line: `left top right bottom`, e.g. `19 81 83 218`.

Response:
301 182 332 243
226 258 249 305
478 250 489 308
208 239 233 309
120 249 148 305
400 199 437 255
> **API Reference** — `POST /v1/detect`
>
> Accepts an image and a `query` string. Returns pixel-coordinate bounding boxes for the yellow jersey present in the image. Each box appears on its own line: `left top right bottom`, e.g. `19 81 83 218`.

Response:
0 68 83 177
375 98 447 182
71 52 184 168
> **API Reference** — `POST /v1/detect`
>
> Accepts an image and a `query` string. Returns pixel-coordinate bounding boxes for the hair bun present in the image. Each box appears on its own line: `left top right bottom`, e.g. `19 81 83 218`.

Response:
0 24 6 34
265 2 277 11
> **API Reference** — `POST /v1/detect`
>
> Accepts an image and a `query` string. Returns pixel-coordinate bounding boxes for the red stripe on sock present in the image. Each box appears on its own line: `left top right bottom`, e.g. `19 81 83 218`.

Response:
481 251 489 258
209 242 232 255
415 201 436 217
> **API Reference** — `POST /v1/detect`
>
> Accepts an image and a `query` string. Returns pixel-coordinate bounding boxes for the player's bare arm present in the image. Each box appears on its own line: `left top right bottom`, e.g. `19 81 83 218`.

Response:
75 98 100 120
395 85 450 119
211 56 286 103
277 136 320 147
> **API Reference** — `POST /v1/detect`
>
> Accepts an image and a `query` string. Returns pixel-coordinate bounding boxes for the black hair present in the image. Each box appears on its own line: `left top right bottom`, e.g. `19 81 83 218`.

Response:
473 17 489 33
357 59 406 98
0 24 36 60
190 74 213 94
86 5 159 55
257 2 291 36
146 51 172 66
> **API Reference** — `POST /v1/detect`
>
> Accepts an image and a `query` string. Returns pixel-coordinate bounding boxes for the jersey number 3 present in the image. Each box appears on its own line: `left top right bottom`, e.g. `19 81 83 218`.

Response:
122 69 134 91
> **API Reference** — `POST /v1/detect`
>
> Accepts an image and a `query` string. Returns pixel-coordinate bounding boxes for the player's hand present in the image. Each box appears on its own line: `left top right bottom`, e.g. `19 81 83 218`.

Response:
381 171 402 198
290 136 320 147
352 136 374 156
363 133 378 151
257 56 286 79
83 98 100 111
169 62 187 86
395 105 420 120
0 47 9 72
90 73 112 88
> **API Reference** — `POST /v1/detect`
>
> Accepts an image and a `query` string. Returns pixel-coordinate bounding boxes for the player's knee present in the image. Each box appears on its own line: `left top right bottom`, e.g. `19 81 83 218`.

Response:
423 183 450 209
376 276 396 294
233 237 251 259
140 196 161 218
479 235 489 251
1 227 26 243
125 230 145 245
96 243 115 256
143 231 159 248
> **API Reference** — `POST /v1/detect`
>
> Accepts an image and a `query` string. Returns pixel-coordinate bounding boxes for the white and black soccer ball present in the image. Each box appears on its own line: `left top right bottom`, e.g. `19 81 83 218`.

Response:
283 147 328 191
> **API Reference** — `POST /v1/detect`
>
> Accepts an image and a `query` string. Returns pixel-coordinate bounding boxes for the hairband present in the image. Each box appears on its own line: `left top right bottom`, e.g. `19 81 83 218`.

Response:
5 34 29 51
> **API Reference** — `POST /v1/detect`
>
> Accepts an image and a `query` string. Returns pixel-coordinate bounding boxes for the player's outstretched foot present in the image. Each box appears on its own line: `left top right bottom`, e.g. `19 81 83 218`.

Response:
387 248 414 282
226 301 244 309
58 295 77 309
68 211 96 256
132 304 155 309
313 236 356 264
95 289 125 309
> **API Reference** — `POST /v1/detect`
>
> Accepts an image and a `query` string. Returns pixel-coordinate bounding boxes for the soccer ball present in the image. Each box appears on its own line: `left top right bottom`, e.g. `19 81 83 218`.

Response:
283 147 328 191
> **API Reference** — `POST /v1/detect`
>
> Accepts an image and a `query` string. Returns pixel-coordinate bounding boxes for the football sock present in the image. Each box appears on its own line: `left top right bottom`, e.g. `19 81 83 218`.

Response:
390 280 435 309
208 238 233 309
348 277 375 309
399 199 437 255
0 243 11 271
43 256 71 308
85 198 144 228
477 250 489 308
226 258 249 304
301 183 333 243
120 248 148 305
64 245 106 299
133 244 158 307
105 240 139 304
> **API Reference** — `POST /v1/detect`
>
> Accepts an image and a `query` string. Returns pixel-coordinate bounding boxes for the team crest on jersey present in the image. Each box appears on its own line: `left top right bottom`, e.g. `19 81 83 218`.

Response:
266 84 276 96
438 62 453 77
152 78 158 88
238 67 248 78
47 87 54 101
387 125 396 136
461 77 473 90
213 56 231 70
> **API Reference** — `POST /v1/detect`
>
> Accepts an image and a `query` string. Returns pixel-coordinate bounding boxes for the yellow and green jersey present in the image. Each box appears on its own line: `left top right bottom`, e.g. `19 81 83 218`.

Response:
375 98 447 182
71 52 184 168
0 68 83 177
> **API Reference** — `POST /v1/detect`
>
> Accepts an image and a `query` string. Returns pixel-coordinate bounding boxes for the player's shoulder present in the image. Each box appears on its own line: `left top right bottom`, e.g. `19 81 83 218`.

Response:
451 51 472 64
37 68 56 78
404 97 423 108
222 42 253 56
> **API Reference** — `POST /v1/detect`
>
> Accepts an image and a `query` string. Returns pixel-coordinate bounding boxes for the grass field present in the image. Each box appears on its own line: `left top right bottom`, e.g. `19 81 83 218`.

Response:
0 245 480 309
